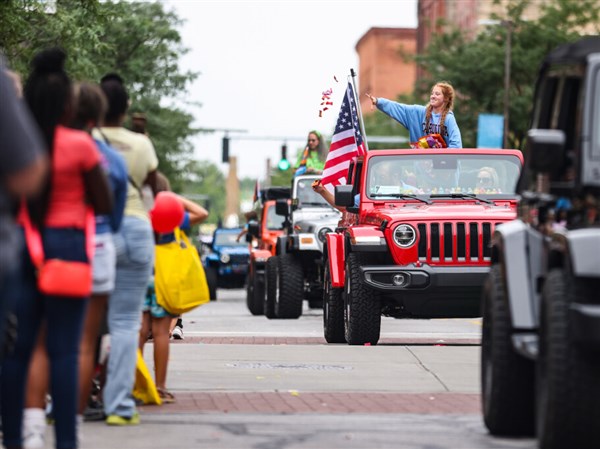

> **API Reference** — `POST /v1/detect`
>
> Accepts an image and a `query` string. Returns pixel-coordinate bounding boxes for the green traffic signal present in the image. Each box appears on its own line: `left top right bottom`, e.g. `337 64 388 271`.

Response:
278 158 291 171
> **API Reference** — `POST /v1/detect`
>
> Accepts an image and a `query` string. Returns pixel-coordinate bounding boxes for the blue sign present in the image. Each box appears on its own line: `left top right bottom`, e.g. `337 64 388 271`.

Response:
477 114 504 148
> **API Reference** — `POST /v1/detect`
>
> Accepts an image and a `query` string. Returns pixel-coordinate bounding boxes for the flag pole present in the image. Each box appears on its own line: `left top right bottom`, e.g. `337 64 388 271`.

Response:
349 68 369 152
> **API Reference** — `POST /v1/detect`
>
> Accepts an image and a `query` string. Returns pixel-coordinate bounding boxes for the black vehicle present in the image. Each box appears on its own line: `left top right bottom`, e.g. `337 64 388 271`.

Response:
481 36 600 449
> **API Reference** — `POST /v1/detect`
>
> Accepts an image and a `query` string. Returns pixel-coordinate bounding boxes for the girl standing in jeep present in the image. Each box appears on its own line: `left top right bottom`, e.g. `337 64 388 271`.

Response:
366 82 463 149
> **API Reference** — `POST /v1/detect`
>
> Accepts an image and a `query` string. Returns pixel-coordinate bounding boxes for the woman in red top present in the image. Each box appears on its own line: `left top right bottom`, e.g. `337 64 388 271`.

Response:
0 48 111 449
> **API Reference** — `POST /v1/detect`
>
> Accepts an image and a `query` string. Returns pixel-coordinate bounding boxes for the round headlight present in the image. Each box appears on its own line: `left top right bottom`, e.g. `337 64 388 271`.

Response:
317 227 333 243
220 253 231 264
393 224 416 247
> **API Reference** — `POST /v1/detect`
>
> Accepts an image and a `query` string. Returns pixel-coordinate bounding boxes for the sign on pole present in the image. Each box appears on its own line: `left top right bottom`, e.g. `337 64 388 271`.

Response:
477 114 504 148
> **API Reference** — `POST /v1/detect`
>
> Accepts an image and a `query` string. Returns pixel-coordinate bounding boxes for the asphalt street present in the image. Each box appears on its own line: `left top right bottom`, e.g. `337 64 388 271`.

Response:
70 289 536 448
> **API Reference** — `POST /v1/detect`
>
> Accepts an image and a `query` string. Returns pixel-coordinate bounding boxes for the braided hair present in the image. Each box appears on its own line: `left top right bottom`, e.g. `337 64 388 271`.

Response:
23 47 72 226
424 82 455 140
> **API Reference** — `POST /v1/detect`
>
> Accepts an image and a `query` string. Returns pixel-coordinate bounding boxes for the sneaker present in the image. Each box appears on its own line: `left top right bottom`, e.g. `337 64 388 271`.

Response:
105 411 140 426
171 325 183 340
23 408 46 449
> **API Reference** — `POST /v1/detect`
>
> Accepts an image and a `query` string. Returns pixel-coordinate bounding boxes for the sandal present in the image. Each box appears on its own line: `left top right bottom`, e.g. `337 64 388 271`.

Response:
157 388 176 404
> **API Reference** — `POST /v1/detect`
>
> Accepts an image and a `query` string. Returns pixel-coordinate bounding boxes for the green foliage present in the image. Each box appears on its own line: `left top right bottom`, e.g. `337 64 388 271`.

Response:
0 0 203 188
412 0 599 150
270 167 294 188
180 160 225 225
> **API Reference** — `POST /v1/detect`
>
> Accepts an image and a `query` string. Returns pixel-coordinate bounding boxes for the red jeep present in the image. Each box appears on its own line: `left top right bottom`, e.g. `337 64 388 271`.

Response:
324 148 524 345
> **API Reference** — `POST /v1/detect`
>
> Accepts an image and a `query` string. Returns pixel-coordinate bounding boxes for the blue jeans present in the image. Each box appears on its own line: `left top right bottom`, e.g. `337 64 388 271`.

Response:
1 227 88 449
103 216 153 418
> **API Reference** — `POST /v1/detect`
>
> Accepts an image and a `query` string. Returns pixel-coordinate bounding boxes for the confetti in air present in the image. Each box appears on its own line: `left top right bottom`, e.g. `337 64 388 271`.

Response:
318 76 340 117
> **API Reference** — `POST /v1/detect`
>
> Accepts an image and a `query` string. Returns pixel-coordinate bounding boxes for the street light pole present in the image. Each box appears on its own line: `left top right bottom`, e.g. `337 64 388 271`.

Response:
502 20 512 149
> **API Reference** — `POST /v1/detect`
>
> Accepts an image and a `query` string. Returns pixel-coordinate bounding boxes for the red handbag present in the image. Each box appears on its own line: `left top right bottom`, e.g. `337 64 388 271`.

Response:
19 203 95 298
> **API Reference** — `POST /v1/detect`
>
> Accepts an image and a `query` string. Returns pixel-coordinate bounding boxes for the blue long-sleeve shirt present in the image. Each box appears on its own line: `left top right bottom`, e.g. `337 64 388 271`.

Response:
376 98 463 148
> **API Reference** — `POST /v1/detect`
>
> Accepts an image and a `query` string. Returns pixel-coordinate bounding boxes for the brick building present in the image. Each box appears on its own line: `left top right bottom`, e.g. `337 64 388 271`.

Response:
355 27 417 115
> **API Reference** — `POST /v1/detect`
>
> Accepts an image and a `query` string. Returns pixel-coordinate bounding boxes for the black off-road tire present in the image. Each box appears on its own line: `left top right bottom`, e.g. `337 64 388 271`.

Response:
343 252 381 345
246 262 264 316
537 269 600 449
264 256 278 319
205 266 218 301
274 254 304 319
323 262 345 343
481 264 535 436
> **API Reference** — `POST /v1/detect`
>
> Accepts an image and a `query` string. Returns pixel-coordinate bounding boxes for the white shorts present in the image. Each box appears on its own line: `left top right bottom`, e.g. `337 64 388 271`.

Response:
92 232 116 295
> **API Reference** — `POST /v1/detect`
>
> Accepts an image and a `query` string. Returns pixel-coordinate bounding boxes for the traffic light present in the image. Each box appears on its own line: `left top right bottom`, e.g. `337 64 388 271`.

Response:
278 144 290 171
222 136 230 163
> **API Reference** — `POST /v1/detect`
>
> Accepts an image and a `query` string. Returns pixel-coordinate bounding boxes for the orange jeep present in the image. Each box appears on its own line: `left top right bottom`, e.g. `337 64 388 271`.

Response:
245 187 290 315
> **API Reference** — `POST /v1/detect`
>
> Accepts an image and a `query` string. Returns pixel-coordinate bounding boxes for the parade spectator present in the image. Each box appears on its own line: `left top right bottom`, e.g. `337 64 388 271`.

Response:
139 172 208 403
294 130 326 175
236 210 258 243
0 61 47 362
71 82 128 430
96 72 159 426
130 112 148 135
2 47 112 449
366 82 463 148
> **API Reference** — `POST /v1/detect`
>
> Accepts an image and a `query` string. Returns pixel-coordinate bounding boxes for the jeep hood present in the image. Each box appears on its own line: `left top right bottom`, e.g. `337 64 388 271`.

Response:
213 246 250 256
364 201 517 223
292 207 341 227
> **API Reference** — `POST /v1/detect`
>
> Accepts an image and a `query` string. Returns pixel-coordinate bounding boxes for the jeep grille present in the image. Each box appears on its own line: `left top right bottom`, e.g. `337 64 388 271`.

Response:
416 222 500 263
224 254 249 265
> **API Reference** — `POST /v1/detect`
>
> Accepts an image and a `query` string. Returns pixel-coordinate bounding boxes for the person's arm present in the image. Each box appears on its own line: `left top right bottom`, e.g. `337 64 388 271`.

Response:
144 169 158 198
444 113 463 148
84 164 113 215
375 98 421 130
178 195 209 226
312 180 344 211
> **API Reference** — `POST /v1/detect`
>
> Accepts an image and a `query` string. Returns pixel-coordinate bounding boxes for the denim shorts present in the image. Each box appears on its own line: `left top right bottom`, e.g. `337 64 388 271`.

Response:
142 277 175 319
92 232 116 295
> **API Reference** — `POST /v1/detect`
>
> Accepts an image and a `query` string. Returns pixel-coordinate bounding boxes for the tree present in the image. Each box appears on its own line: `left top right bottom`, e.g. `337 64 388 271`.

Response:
412 0 600 150
0 0 201 188
180 160 226 226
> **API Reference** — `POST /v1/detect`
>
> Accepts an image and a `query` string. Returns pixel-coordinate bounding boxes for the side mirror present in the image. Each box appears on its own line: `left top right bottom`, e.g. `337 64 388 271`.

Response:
527 129 566 174
335 184 355 208
275 199 289 216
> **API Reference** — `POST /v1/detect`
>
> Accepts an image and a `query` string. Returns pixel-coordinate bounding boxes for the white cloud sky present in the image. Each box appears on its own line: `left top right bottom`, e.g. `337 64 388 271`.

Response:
162 0 418 179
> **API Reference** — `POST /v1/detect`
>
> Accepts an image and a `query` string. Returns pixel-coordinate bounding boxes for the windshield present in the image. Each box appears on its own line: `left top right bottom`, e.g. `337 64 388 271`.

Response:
366 154 522 198
266 205 285 230
295 178 330 207
214 231 246 247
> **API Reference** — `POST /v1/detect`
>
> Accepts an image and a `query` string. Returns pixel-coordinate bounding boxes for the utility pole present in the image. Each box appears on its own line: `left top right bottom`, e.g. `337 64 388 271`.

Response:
502 20 513 149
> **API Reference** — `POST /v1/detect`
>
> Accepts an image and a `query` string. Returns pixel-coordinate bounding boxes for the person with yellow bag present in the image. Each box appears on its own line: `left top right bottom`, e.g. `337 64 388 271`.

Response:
138 173 208 404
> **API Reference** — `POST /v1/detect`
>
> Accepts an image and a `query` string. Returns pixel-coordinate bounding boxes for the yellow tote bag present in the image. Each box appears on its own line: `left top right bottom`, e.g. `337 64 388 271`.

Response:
133 349 162 405
154 227 210 315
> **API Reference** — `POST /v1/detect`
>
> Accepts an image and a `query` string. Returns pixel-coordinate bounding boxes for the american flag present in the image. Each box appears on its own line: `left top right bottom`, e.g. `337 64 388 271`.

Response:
320 82 367 193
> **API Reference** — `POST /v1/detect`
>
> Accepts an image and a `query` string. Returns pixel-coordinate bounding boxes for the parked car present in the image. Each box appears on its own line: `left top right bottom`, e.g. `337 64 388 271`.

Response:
324 148 523 345
481 36 600 449
245 187 290 316
202 227 250 300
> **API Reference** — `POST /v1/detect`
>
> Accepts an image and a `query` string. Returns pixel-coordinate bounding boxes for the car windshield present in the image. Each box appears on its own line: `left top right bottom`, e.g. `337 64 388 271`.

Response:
214 231 246 247
366 153 522 198
295 178 330 207
266 205 285 230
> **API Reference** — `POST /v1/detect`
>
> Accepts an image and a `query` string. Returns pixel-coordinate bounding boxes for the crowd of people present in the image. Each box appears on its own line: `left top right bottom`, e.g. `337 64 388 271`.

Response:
0 47 208 449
